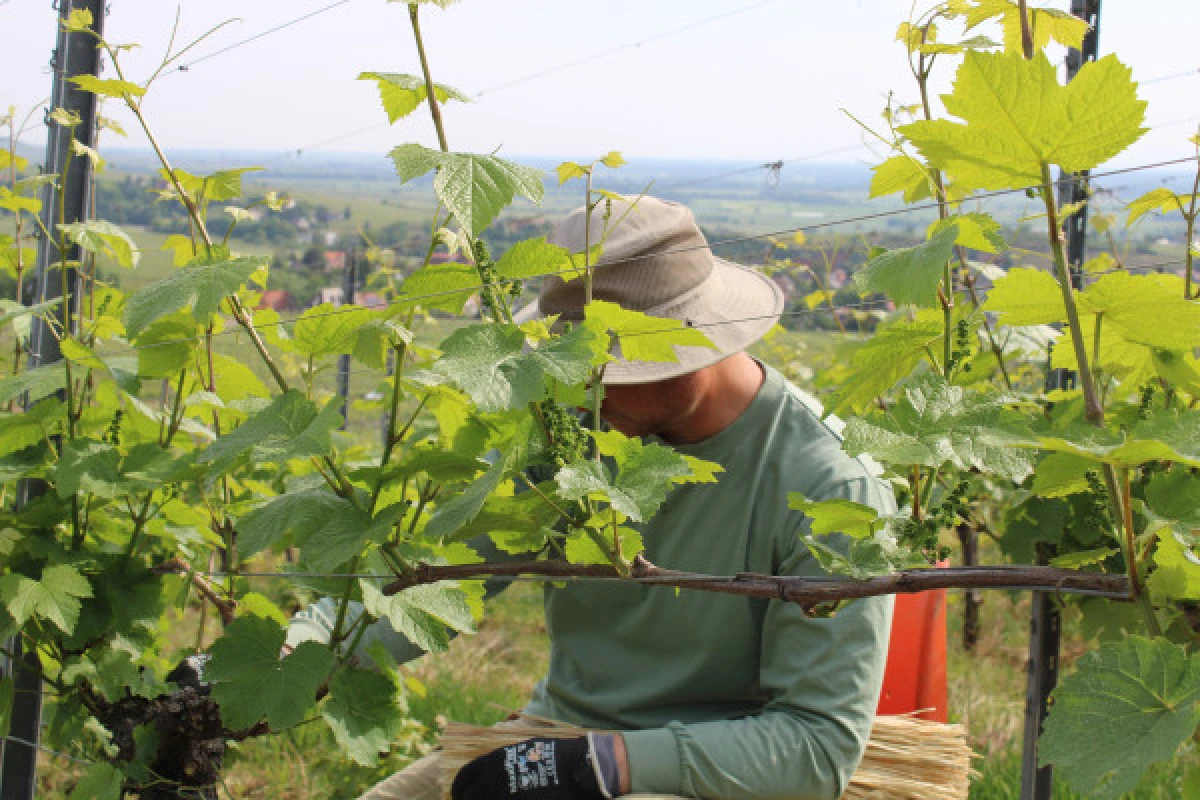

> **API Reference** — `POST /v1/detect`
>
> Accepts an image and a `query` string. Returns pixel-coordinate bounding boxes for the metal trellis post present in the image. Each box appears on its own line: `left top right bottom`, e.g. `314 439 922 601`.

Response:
337 246 356 429
1020 3 1101 799
1 2 106 798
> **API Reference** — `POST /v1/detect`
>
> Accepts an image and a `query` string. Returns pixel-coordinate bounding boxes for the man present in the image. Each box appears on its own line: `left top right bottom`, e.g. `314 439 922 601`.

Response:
289 196 895 800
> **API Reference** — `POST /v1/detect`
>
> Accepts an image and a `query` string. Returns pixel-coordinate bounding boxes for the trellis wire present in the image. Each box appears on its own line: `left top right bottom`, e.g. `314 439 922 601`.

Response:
50 154 1200 361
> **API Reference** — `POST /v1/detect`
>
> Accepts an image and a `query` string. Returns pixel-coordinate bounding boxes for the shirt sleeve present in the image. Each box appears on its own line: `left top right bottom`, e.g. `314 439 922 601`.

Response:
622 474 896 800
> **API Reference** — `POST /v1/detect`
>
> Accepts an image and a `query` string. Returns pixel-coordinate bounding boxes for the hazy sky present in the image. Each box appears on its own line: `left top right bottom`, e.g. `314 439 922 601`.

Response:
3 0 1199 171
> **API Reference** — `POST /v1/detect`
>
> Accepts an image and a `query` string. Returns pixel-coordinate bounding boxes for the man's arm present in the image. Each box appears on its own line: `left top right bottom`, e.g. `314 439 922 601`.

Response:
621 475 896 800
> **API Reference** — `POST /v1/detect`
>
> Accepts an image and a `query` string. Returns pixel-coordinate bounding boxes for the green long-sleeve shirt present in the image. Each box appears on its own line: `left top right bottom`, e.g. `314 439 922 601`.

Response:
289 364 894 799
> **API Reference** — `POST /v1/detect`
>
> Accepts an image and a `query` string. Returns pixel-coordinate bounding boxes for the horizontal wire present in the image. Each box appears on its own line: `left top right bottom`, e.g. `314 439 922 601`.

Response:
173 1 352 73
656 145 873 191
1 735 94 766
1143 67 1200 85
67 154 1198 361
264 0 779 162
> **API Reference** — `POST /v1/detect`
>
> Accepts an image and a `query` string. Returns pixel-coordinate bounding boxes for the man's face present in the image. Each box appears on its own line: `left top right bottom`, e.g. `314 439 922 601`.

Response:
599 370 707 441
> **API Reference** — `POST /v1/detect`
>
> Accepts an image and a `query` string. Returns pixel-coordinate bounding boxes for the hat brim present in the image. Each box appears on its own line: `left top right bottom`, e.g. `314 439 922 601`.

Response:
515 256 784 385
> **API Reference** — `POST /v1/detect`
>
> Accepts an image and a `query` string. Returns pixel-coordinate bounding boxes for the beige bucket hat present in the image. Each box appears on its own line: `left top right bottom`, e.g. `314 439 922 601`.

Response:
518 195 784 385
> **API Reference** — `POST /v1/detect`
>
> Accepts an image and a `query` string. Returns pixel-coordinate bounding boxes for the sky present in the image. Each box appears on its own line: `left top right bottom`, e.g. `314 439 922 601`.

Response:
3 0 1199 172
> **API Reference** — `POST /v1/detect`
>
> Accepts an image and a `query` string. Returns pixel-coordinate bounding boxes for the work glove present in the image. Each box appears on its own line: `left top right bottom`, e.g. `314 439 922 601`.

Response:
451 733 622 800
166 653 211 695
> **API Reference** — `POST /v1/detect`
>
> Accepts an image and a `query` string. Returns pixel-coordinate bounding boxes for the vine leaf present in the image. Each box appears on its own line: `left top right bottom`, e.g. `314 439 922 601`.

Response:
424 419 537 541
434 324 602 412
237 487 350 559
303 502 407 573
322 666 406 766
69 75 145 99
827 310 944 416
197 390 343 475
1039 635 1200 800
1126 187 1192 225
58 220 138 268
869 155 934 203
0 363 66 407
957 1 1089 53
853 223 958 307
982 267 1066 326
399 262 479 313
0 565 92 634
928 212 1006 253
67 763 123 800
496 237 571 280
804 530 925 579
207 615 334 731
1034 411 1200 469
1147 527 1200 601
290 303 380 357
556 430 698 522
358 72 469 123
843 373 1035 481
900 51 1146 191
1076 271 1200 350
388 144 544 237
360 582 475 654
123 255 264 337
55 439 123 498
788 496 879 538
584 300 715 363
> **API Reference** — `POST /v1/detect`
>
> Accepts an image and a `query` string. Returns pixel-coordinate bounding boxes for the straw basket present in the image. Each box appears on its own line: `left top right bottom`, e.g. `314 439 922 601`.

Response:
440 714 973 800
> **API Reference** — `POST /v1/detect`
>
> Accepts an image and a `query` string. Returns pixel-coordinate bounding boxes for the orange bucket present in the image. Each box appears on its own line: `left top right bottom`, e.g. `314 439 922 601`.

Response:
875 581 948 722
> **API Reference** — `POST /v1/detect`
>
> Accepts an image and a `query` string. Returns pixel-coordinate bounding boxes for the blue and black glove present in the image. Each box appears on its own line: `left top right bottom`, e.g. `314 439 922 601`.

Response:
451 733 622 800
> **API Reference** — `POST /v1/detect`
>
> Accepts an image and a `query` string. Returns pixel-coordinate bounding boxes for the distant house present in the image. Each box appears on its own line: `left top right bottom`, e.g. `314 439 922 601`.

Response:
322 231 339 247
353 291 387 309
323 250 346 272
314 287 344 307
257 290 297 312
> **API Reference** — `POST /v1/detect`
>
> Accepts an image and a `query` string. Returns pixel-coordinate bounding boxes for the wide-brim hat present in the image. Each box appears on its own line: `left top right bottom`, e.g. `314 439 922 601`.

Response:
516 195 784 385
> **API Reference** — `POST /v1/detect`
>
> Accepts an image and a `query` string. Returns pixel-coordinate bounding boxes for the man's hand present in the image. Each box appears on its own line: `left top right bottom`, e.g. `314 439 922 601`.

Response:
451 733 624 800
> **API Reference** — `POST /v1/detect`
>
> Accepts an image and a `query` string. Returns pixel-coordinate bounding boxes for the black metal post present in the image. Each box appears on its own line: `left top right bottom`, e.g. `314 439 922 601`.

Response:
1020 4 1100 799
337 247 356 429
1 3 105 798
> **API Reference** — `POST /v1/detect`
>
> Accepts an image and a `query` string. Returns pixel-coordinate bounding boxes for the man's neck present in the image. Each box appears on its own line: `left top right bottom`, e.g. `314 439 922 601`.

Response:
660 353 765 445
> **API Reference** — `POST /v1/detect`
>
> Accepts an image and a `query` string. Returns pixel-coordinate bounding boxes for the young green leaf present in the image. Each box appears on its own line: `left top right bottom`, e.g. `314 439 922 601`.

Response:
322 666 406 766
827 310 945 416
900 51 1146 191
927 212 1006 253
584 300 715 363
843 373 1035 481
555 161 588 185
67 763 123 800
360 582 475 654
0 565 93 634
358 72 469 123
788 496 879 538
1039 636 1200 800
982 267 1066 326
853 224 959 307
0 188 40 215
495 237 571 280
290 303 381 357
55 439 123 498
1125 187 1190 226
69 75 146 98
599 151 626 169
398 262 480 313
0 363 66 407
389 144 544 237
1147 528 1200 601
123 255 264 337
559 430 694 522
869 155 934 203
58 220 139 268
236 487 349 558
206 615 335 731
197 390 343 475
